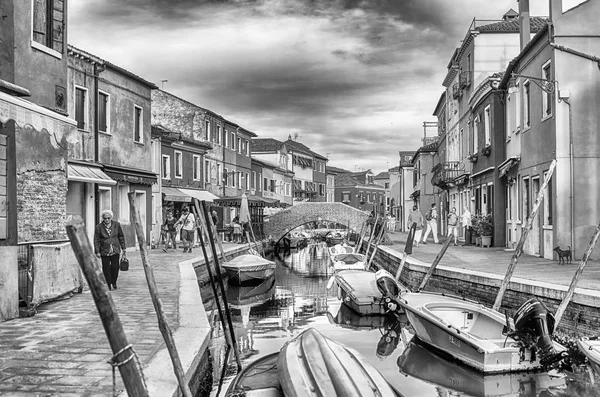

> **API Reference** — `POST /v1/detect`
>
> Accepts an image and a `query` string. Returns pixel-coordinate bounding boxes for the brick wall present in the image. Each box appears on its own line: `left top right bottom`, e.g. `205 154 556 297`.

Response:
16 170 67 242
371 245 600 337
264 202 369 242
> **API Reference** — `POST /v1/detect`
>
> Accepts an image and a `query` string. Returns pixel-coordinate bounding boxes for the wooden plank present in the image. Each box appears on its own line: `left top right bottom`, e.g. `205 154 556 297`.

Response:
493 159 557 311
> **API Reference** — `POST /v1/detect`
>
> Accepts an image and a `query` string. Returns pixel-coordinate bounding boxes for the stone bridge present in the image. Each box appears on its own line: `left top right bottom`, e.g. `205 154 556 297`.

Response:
264 202 370 243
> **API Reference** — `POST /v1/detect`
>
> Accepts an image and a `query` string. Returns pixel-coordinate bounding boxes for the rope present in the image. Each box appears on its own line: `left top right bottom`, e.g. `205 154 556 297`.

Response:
107 344 147 397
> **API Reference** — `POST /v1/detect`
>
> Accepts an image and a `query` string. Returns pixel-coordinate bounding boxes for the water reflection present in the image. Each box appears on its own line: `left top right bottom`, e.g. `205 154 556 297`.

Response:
207 241 598 397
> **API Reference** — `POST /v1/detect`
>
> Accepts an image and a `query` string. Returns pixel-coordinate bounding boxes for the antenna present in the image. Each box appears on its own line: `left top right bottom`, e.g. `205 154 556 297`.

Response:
293 133 299 140
161 79 168 89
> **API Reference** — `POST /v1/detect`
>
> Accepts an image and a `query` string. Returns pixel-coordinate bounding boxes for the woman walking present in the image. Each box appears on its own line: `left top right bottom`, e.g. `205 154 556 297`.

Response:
94 209 126 291
162 212 177 252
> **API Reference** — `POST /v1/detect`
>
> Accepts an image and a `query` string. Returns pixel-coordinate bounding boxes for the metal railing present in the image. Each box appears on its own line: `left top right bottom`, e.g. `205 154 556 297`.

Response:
17 239 69 309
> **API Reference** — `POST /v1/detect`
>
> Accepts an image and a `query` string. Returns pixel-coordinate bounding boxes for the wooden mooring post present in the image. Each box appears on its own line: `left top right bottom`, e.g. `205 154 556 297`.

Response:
493 159 556 311
128 194 193 397
554 223 600 328
65 216 149 397
417 232 454 292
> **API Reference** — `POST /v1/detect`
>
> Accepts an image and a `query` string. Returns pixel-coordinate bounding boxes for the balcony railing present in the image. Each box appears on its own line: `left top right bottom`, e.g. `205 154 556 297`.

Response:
431 161 463 190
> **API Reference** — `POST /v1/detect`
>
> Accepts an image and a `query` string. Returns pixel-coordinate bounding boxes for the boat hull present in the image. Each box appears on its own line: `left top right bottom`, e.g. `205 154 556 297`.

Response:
399 292 564 373
222 254 277 285
578 338 600 375
225 267 275 284
278 328 396 397
225 352 282 397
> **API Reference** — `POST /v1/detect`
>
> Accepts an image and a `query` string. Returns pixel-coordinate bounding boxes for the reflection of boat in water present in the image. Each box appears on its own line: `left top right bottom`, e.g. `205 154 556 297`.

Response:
379 287 567 373
226 277 276 308
222 254 277 284
326 231 346 245
226 328 397 397
398 337 567 396
328 269 409 315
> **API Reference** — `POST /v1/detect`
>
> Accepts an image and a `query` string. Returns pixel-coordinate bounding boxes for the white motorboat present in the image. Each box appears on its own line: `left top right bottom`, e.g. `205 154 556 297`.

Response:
222 254 276 284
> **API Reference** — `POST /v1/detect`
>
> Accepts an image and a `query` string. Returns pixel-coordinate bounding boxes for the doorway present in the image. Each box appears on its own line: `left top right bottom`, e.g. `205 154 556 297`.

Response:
531 177 540 256
135 191 147 246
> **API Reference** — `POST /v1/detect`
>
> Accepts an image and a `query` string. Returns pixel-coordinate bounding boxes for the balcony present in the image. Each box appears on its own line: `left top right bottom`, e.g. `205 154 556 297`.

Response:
459 71 472 89
431 161 463 190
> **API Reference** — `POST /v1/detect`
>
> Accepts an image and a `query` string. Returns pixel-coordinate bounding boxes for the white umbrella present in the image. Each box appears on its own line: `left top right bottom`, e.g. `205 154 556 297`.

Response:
240 193 251 224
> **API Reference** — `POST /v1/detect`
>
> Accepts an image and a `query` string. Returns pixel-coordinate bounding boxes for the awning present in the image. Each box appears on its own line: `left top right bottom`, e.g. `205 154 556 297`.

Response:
214 195 281 208
0 90 76 145
498 156 521 177
103 164 158 185
68 163 116 185
162 187 192 203
178 188 219 203
470 167 495 180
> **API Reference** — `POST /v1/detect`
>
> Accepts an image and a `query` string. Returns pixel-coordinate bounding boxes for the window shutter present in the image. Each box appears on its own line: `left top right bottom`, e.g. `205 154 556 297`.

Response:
52 0 65 53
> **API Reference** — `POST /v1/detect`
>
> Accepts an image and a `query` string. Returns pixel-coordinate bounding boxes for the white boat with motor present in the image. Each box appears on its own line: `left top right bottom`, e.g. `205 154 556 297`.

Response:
377 280 567 374
328 244 366 271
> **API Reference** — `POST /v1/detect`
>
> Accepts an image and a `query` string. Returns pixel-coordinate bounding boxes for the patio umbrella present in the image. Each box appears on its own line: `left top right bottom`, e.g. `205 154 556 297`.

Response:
240 193 251 223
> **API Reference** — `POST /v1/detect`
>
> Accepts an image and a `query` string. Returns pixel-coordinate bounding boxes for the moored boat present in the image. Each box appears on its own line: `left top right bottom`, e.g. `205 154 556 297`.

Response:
226 277 276 308
222 254 277 284
327 269 409 315
380 289 567 373
577 337 600 375
331 252 366 271
278 328 397 397
398 336 567 396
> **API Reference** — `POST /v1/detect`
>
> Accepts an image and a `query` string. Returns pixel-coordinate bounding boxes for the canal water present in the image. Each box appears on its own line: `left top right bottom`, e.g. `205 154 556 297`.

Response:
205 241 597 397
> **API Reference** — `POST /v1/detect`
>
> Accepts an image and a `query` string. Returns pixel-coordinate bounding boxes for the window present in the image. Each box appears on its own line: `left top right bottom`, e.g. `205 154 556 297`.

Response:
473 116 479 154
544 171 553 225
252 171 256 189
223 129 228 147
231 171 236 188
245 173 250 190
237 137 242 154
484 105 491 145
523 177 530 221
216 163 221 186
98 91 109 133
319 183 325 196
193 155 201 181
342 191 350 202
263 177 268 191
162 155 171 179
224 168 229 186
245 140 250 156
98 187 112 214
542 61 553 119
133 105 143 143
384 182 390 189
174 151 182 178
205 160 210 186
523 81 531 129
216 125 221 144
238 172 242 188
258 173 262 191
205 120 210 140
32 0 65 55
118 184 130 223
74 86 87 130
231 133 235 150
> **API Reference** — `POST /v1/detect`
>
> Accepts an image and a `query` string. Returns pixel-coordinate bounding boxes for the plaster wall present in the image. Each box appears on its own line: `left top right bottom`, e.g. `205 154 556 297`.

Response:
473 34 521 91
292 162 312 181
67 56 96 161
0 0 15 83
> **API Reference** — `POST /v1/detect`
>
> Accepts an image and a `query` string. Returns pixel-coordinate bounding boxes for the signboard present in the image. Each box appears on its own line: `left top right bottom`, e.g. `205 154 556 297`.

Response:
399 151 416 168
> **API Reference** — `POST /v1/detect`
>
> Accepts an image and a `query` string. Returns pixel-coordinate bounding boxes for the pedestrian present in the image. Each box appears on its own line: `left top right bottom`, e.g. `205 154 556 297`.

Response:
447 207 459 246
175 206 196 253
232 220 243 244
94 209 126 291
461 206 472 246
421 203 440 244
161 212 177 252
211 210 219 228
407 205 424 248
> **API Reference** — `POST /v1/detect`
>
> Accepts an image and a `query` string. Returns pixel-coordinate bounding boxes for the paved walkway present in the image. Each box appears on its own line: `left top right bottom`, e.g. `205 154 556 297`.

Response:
0 244 231 397
383 231 600 291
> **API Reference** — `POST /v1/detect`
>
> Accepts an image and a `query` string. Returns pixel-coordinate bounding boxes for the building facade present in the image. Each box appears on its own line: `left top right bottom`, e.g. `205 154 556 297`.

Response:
335 170 386 215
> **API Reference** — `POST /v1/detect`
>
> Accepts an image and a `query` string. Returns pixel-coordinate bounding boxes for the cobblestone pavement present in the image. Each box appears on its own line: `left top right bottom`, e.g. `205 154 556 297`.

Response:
384 231 600 291
0 247 208 397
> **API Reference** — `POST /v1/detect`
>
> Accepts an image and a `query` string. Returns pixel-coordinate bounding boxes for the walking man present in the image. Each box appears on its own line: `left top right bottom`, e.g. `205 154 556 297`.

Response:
421 203 439 244
175 207 196 253
407 205 424 248
447 207 459 246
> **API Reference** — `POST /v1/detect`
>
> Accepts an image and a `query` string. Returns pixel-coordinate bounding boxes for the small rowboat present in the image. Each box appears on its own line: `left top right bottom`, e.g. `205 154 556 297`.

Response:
222 254 276 285
331 252 367 271
327 269 409 315
226 328 399 396
577 337 600 376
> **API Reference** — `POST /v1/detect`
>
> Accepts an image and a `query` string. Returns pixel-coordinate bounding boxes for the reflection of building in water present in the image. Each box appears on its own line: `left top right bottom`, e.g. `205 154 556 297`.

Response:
281 242 333 277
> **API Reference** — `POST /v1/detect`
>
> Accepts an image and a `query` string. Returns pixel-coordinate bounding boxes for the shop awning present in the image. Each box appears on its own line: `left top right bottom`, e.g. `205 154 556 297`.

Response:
67 163 116 185
470 167 495 180
214 195 281 208
498 156 520 177
103 164 158 185
162 187 192 202
178 188 219 203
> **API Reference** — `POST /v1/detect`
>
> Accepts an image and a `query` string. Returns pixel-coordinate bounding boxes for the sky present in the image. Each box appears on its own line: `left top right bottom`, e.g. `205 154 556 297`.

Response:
68 0 582 174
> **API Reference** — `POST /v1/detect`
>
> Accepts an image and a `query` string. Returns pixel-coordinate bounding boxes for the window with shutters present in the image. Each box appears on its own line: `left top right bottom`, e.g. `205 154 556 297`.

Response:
74 86 88 130
133 105 143 143
32 0 65 57
174 151 182 178
98 91 110 133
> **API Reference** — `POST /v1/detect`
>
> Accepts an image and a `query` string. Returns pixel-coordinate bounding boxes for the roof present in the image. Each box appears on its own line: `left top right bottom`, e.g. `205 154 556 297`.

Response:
151 124 213 149
252 138 284 152
374 172 389 179
477 16 547 33
432 92 447 116
334 172 385 190
499 24 550 89
388 166 400 173
284 138 312 155
68 45 158 89
326 165 351 174
412 141 438 163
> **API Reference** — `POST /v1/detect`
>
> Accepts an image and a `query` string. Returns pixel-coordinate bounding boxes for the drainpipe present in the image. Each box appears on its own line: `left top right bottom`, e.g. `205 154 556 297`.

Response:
562 96 575 256
93 63 106 225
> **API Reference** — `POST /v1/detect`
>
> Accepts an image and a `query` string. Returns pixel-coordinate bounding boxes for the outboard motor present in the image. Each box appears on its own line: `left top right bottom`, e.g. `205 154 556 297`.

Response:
513 297 564 366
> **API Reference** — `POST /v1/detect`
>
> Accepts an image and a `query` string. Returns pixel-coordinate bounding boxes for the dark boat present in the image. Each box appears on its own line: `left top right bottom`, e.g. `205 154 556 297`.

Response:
226 277 276 308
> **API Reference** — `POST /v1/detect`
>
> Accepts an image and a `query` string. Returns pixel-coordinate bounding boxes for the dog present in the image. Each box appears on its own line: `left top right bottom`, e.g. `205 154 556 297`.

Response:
553 246 572 265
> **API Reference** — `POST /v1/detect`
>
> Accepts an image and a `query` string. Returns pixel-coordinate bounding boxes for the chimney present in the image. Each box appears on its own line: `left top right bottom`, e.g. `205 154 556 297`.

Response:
549 0 563 22
518 0 531 50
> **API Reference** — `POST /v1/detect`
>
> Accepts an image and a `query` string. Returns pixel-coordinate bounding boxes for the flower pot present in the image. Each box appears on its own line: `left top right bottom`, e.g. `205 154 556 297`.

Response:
475 236 482 246
481 235 492 248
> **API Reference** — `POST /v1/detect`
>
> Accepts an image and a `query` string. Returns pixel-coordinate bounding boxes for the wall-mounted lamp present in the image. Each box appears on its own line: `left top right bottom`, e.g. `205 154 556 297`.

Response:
509 73 556 94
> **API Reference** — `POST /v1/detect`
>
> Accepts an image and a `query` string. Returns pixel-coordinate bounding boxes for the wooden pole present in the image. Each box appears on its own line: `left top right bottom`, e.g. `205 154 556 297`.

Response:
493 159 557 310
554 223 600 328
417 232 454 292
366 221 387 270
395 223 417 282
364 215 379 258
128 194 193 397
193 199 228 264
200 200 242 371
356 219 368 251
65 216 149 397
395 252 408 280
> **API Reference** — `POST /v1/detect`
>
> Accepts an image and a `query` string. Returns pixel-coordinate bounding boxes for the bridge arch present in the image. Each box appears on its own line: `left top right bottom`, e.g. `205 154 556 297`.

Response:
264 202 370 243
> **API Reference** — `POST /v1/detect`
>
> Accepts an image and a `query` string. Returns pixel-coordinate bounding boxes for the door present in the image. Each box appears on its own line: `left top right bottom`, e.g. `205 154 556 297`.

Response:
135 191 147 246
531 177 540 256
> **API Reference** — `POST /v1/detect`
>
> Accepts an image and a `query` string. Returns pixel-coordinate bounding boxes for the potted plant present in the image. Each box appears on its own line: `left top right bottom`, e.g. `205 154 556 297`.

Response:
480 144 492 157
472 213 493 247
468 152 478 162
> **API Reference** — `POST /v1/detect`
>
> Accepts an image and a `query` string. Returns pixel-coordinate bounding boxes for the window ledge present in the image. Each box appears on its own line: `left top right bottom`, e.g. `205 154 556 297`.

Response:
522 126 530 133
133 141 145 146
542 224 553 230
31 40 62 59
541 114 552 122
78 128 90 134
99 131 112 136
